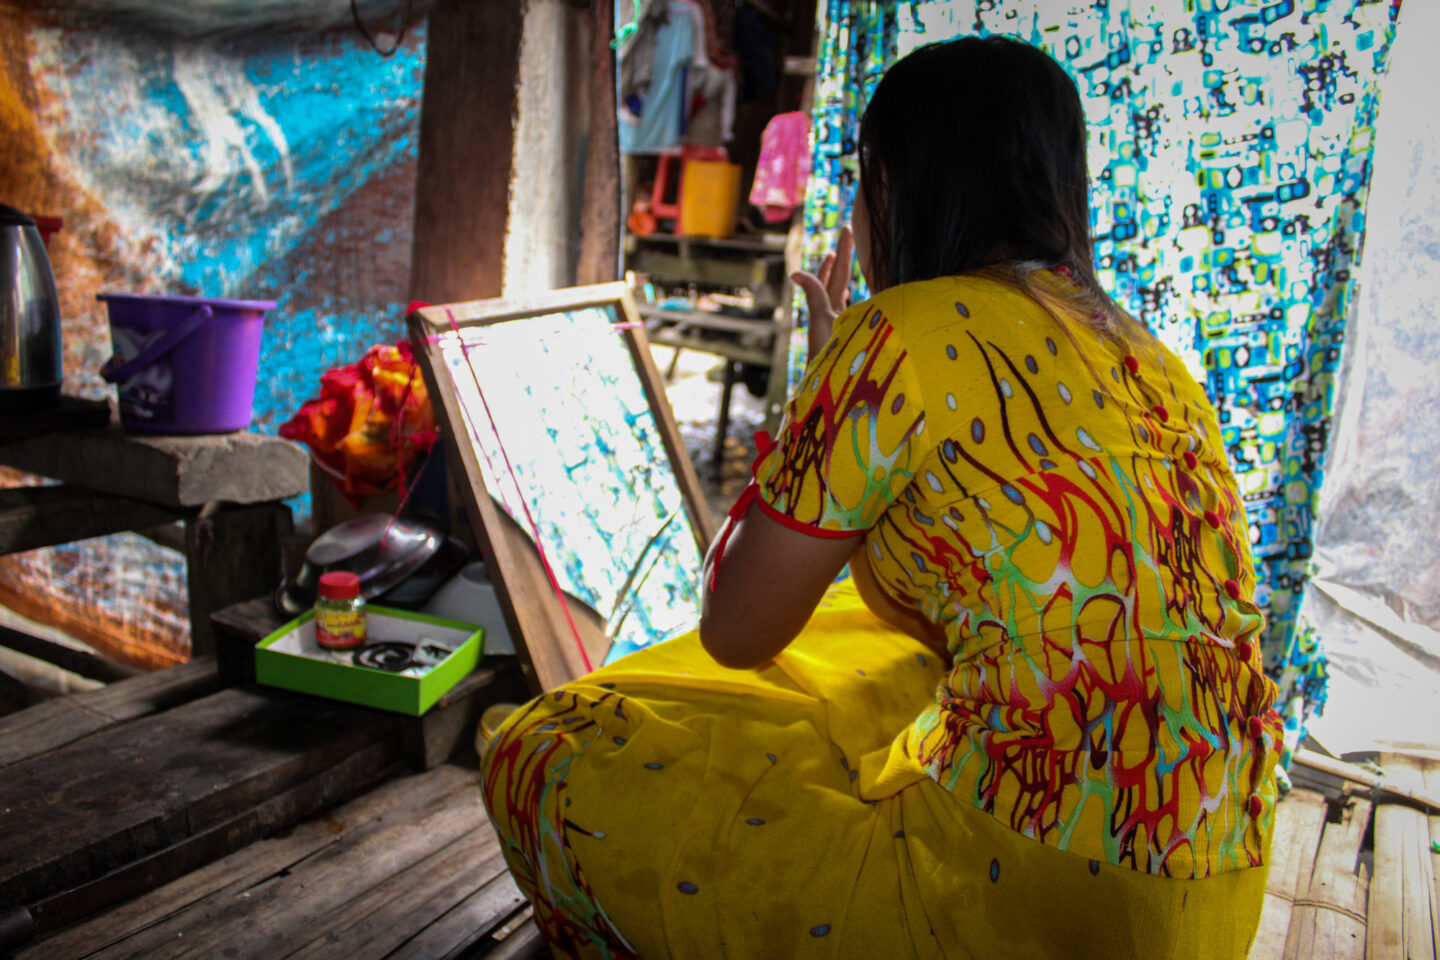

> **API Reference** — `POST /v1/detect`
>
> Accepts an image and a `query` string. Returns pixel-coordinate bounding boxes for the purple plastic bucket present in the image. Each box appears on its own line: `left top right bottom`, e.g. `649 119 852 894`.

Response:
97 292 275 434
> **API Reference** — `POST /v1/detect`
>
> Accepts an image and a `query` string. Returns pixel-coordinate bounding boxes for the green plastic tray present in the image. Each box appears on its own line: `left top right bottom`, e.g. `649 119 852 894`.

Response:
256 606 484 716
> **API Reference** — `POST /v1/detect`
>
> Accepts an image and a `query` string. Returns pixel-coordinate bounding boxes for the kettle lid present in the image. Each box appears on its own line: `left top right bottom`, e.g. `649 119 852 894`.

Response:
0 204 36 228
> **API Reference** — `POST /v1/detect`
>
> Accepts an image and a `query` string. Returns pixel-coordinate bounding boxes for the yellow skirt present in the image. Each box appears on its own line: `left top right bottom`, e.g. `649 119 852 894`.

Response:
480 582 1270 959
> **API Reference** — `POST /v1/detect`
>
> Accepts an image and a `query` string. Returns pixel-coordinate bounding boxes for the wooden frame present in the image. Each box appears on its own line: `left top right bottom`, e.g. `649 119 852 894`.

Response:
409 282 715 694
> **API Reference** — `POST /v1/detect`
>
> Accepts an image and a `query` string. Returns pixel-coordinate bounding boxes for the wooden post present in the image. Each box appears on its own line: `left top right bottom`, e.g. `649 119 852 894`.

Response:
576 0 621 286
407 0 525 304
184 504 291 659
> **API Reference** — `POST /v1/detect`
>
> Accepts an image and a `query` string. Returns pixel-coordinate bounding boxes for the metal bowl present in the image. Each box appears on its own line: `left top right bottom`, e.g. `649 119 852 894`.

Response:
374 536 469 608
276 514 444 616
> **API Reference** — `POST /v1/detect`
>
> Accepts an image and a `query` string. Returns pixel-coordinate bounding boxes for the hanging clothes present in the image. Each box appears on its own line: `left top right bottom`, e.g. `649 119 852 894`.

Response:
620 0 696 152
749 110 811 222
680 0 736 146
685 66 737 146
733 0 779 100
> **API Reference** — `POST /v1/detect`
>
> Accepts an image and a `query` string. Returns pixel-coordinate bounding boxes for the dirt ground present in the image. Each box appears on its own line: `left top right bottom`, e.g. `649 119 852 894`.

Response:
650 344 768 527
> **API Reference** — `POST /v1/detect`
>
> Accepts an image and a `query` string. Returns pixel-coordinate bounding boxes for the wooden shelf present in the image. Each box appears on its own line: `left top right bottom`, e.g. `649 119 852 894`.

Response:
637 304 777 335
646 331 773 368
0 397 110 446
628 232 787 255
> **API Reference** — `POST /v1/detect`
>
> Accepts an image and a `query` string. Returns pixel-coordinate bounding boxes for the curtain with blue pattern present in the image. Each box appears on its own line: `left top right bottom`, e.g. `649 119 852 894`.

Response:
797 0 1404 755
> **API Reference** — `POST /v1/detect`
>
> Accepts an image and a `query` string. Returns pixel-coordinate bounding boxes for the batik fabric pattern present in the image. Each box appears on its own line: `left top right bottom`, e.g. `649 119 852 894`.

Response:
799 0 1404 737
754 273 1282 877
478 275 1283 958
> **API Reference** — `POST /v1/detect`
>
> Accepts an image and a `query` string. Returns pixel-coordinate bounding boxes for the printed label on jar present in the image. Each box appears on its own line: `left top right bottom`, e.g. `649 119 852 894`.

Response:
316 610 367 649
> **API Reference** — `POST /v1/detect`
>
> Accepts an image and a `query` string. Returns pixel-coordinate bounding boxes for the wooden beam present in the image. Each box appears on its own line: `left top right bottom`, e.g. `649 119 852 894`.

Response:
15 765 513 960
183 503 291 659
1293 748 1440 813
0 657 222 770
0 686 401 925
25 739 397 935
0 425 307 509
0 625 139 684
0 397 110 446
0 667 40 718
408 0 524 304
0 485 181 555
210 594 287 684
12 765 480 960
575 0 620 286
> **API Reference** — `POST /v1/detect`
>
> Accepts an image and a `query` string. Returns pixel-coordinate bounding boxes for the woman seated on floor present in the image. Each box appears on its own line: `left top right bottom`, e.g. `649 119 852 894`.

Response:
481 35 1281 960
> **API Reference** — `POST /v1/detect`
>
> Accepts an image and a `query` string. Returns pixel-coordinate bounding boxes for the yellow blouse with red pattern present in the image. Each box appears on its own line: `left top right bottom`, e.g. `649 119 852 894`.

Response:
748 270 1282 879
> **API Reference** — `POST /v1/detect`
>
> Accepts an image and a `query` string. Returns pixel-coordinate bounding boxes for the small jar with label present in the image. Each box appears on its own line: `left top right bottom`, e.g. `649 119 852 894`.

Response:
315 571 367 650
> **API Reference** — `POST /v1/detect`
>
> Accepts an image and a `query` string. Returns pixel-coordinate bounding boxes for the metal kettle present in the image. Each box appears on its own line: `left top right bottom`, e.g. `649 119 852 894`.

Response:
0 203 63 413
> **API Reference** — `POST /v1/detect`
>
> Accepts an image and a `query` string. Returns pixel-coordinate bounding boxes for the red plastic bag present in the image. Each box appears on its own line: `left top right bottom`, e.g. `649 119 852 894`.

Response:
279 340 438 506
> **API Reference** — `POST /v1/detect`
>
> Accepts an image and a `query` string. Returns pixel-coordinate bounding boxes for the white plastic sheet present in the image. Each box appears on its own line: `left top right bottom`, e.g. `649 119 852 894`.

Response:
1300 0 1440 761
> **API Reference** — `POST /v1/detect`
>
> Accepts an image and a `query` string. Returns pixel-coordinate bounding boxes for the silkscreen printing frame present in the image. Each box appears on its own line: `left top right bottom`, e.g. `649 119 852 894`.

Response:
409 283 716 694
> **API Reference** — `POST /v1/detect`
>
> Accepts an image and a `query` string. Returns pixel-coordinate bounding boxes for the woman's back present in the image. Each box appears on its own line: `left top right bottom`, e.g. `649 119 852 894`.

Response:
754 270 1279 877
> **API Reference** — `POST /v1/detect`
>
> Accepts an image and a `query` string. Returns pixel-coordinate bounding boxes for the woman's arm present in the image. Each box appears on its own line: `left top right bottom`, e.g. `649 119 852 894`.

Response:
698 506 858 669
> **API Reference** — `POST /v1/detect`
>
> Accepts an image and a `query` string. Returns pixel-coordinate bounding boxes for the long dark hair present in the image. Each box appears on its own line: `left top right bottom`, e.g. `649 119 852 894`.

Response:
858 35 1150 346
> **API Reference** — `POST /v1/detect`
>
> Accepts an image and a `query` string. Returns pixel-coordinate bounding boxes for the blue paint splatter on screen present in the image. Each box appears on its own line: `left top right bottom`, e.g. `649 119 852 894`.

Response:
438 308 705 661
39 25 425 447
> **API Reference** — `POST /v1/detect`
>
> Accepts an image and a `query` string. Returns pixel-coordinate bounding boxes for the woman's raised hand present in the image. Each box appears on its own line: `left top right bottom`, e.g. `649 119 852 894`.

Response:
791 225 855 363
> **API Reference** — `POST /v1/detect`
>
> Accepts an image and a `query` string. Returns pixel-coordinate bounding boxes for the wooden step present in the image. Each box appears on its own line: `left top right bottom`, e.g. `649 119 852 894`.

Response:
0 422 306 509
212 596 530 771
14 764 532 960
0 657 222 770
0 685 402 934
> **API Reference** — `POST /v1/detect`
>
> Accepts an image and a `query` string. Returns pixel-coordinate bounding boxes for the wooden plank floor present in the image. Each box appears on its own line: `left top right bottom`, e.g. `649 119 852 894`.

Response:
0 685 402 933
15 764 546 960
6 659 1432 960
1252 757 1440 960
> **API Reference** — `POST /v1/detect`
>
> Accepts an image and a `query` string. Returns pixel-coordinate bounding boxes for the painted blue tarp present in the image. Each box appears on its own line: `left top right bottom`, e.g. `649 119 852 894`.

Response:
0 14 426 663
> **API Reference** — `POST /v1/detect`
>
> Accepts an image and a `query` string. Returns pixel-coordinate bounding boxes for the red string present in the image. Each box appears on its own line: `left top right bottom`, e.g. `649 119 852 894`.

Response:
439 307 595 675
380 345 440 551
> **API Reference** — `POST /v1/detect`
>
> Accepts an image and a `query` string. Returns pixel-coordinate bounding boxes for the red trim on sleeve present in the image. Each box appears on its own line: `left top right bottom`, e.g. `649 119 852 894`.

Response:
751 494 864 539
707 481 862 592
708 427 864 591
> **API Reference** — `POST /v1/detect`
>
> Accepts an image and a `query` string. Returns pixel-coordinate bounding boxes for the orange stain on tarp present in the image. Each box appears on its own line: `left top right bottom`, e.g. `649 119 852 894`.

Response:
0 9 188 670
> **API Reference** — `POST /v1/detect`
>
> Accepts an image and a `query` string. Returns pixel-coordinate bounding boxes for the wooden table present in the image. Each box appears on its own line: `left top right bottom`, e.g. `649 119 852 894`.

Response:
0 403 309 660
628 233 796 473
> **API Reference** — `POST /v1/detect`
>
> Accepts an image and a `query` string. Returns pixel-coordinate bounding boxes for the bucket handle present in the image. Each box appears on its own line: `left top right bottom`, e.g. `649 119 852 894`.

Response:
101 304 213 384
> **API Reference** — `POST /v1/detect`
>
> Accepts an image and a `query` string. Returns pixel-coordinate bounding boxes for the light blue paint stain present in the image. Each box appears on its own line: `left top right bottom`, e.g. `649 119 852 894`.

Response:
35 24 431 539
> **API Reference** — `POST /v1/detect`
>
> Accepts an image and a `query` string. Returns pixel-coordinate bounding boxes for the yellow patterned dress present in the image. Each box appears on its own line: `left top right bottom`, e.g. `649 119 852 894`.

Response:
481 270 1282 959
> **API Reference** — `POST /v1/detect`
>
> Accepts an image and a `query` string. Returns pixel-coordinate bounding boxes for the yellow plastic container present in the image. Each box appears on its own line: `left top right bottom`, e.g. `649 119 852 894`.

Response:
679 161 742 238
